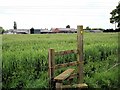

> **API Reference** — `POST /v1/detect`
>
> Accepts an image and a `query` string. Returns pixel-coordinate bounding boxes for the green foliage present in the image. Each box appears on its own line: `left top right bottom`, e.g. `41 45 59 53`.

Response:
91 28 105 30
110 2 120 28
2 33 118 88
30 27 34 34
85 26 91 30
66 25 70 28
0 26 5 34
13 21 17 29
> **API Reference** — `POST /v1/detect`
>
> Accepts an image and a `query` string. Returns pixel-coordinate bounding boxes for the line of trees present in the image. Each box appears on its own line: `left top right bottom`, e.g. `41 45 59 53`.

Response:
84 26 105 31
84 26 119 32
103 29 119 32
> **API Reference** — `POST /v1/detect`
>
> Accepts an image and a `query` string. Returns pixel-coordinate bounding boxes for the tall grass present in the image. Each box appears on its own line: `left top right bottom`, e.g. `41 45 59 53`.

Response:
2 33 119 88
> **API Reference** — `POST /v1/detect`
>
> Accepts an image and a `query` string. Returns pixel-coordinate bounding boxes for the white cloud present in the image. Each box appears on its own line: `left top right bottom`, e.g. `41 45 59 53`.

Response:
0 0 119 29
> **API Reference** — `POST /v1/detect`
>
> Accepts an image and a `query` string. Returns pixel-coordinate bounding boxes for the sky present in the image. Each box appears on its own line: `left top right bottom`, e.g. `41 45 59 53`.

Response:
0 0 119 30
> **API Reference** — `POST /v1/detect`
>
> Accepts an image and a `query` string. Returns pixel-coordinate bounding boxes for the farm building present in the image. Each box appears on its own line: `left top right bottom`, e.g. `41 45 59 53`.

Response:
51 28 76 33
4 29 14 34
4 28 52 34
30 28 51 34
16 29 30 34
33 29 41 34
40 29 52 34
4 29 30 34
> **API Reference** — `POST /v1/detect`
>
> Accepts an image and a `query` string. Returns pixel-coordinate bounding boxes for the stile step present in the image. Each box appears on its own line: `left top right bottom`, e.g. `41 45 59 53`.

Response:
54 68 75 82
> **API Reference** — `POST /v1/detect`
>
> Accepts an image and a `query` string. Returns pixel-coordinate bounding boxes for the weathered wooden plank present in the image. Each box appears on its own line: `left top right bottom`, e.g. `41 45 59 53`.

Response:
73 83 88 88
54 69 75 82
55 61 81 69
77 25 84 83
55 50 77 56
62 83 88 88
67 73 78 80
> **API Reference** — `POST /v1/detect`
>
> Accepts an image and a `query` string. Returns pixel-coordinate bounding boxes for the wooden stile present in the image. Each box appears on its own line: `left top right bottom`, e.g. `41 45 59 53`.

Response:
48 25 87 89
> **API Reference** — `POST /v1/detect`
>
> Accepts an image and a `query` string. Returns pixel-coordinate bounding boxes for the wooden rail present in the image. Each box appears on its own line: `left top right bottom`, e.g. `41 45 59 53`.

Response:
55 50 77 56
55 61 84 69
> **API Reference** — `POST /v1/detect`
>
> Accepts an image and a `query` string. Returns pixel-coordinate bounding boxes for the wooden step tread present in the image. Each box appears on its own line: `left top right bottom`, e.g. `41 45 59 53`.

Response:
54 69 75 82
62 83 88 88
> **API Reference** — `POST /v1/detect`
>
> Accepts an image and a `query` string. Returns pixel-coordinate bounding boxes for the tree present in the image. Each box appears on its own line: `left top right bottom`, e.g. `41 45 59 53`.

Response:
0 26 5 34
85 26 91 30
110 2 120 28
30 27 34 34
13 21 17 29
66 25 70 28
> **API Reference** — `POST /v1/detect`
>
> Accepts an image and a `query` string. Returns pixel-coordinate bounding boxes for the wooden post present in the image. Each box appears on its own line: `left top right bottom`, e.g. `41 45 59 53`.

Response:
77 25 84 84
48 49 55 88
56 82 62 90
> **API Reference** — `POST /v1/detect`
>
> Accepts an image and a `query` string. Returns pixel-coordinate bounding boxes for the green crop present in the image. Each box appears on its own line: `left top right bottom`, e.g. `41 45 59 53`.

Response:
2 33 119 88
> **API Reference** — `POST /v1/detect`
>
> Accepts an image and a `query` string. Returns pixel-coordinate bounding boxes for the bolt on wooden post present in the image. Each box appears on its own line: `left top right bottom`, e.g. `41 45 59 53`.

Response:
48 48 55 88
77 25 84 84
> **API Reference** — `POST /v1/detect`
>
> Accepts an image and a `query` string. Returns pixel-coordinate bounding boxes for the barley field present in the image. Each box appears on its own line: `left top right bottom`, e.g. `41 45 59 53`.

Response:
2 33 119 88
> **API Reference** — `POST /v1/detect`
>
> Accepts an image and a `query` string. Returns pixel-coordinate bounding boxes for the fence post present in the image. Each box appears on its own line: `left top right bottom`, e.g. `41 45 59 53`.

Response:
48 48 55 88
77 25 84 84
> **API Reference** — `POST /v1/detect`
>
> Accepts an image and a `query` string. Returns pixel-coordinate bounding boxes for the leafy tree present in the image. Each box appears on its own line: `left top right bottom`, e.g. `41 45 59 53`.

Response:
66 25 70 28
110 2 120 28
30 27 34 34
0 26 5 34
13 21 17 29
86 26 91 30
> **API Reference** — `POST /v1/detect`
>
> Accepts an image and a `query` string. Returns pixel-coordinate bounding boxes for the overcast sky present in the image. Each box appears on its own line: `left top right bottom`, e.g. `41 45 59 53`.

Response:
0 0 119 30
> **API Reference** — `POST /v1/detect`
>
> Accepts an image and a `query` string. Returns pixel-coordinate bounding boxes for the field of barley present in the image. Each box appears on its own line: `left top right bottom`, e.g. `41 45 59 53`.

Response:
2 33 119 88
